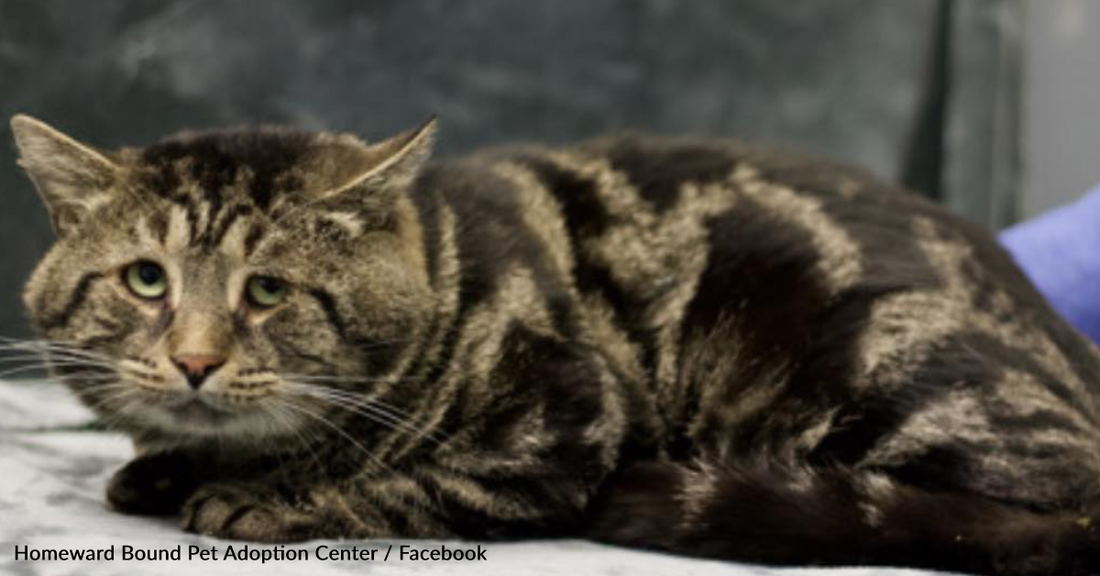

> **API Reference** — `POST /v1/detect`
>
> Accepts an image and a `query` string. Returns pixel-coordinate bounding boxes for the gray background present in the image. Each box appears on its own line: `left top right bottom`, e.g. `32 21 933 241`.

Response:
0 0 1080 338
1023 0 1100 217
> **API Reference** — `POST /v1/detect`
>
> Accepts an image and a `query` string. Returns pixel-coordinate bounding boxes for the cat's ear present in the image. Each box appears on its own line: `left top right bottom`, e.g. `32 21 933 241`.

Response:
10 114 122 236
318 117 437 212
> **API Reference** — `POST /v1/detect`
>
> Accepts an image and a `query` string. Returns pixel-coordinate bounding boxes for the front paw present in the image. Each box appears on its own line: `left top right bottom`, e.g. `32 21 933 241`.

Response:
181 483 317 542
107 451 199 516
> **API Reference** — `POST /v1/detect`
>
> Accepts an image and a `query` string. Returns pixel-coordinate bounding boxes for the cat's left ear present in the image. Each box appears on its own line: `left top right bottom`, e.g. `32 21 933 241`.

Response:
10 114 122 236
319 117 437 212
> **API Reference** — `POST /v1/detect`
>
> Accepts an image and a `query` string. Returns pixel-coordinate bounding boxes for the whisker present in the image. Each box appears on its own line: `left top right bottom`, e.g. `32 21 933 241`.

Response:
0 365 116 380
81 387 137 420
284 383 443 446
0 356 104 365
0 355 117 371
260 399 329 478
0 350 116 363
0 355 115 366
285 381 421 416
280 372 423 386
281 378 431 427
273 397 396 476
0 363 103 376
299 394 423 441
0 339 113 358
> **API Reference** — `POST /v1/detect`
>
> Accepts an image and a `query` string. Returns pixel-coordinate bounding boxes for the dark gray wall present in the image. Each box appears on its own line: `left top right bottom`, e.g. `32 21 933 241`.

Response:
0 0 1016 337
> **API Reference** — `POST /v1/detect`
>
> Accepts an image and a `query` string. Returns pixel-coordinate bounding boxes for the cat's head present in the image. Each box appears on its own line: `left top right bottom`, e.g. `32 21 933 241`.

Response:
11 114 437 444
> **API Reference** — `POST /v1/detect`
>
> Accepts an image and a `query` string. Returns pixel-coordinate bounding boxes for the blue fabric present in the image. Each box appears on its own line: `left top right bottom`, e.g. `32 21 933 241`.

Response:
999 182 1100 346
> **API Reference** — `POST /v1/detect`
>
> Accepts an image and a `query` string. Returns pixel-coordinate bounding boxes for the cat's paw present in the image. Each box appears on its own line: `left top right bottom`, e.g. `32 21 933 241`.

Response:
181 483 316 542
107 451 200 516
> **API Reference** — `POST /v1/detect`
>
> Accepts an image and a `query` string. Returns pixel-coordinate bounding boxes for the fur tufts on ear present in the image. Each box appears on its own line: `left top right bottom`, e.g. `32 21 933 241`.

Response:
10 114 121 236
315 117 437 214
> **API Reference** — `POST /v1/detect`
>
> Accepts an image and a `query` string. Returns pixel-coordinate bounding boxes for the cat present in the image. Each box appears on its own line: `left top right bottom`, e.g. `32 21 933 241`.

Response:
10 113 1100 575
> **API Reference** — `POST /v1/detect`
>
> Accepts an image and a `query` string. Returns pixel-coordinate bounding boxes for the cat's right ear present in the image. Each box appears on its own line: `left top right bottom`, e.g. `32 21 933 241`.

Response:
314 117 438 215
10 114 121 237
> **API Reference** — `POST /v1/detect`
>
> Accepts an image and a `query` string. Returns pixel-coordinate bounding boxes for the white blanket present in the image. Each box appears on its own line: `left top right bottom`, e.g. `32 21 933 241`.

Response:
0 380 946 576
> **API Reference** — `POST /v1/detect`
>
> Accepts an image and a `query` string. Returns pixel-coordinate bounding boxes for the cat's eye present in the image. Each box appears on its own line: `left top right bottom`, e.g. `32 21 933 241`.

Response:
124 261 167 300
246 276 288 308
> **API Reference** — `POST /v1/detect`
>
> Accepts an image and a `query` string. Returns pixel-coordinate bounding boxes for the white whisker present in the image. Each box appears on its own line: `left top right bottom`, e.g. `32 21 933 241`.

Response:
273 396 396 476
283 382 444 447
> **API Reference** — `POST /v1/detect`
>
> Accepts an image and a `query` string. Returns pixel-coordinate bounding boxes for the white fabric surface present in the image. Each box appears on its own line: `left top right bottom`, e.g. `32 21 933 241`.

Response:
0 380 948 576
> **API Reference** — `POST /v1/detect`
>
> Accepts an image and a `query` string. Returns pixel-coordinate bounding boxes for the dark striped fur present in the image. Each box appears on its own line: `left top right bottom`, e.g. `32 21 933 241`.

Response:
12 114 1100 575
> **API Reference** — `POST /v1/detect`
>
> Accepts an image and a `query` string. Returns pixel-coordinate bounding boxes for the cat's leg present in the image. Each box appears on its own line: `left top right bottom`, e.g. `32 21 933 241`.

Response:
107 449 204 516
180 480 334 542
586 460 1100 575
179 457 605 542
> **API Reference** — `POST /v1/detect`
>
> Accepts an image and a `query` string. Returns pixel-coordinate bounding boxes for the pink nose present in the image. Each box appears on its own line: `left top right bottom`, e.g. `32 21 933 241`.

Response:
171 354 226 389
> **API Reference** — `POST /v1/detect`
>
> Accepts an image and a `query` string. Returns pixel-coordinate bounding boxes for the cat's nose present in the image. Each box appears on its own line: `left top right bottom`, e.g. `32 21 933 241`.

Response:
171 354 226 390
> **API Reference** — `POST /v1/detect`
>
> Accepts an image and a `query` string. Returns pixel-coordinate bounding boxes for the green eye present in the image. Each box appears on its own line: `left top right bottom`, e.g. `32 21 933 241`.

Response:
247 276 288 308
125 261 167 299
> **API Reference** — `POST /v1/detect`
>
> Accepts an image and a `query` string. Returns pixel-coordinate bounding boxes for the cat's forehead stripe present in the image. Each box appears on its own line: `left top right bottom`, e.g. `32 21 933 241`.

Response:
165 205 191 252
132 130 385 258
134 131 314 258
216 210 252 260
140 127 315 208
145 210 169 246
243 222 268 258
205 203 253 251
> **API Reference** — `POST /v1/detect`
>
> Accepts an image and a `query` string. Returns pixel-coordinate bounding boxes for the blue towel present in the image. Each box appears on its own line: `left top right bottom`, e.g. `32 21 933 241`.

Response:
1000 182 1100 346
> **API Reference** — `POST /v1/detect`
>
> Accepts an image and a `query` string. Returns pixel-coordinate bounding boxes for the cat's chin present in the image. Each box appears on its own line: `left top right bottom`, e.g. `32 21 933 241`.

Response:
163 397 235 426
138 394 281 441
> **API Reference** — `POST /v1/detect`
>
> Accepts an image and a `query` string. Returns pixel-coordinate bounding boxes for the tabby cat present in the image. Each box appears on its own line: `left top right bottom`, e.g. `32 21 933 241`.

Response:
11 113 1100 575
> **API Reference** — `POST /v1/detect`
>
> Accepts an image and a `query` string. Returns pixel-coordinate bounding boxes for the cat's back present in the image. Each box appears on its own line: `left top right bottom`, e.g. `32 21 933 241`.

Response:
416 131 1100 401
427 130 1046 314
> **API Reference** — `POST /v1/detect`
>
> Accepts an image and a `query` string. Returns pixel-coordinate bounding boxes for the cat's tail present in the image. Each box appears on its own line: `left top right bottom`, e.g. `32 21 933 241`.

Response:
585 461 1100 575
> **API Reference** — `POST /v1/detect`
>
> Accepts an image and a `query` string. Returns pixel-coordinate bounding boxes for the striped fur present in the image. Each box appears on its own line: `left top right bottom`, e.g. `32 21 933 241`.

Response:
12 114 1100 574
